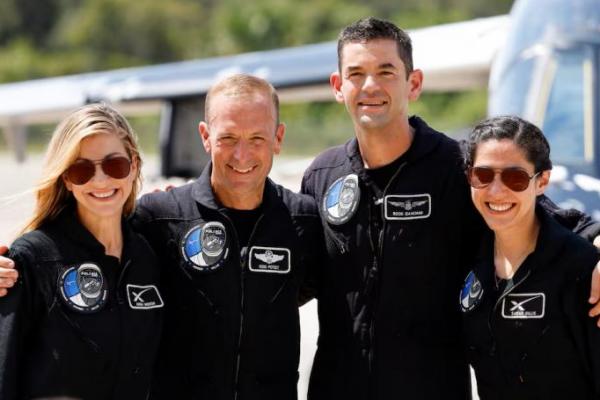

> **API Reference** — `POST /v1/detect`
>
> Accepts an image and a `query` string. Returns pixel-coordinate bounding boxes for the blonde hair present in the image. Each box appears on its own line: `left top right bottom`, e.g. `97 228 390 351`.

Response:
205 73 280 125
21 103 142 233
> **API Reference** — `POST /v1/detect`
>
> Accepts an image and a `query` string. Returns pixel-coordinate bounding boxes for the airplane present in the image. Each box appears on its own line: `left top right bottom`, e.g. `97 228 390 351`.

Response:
0 0 598 219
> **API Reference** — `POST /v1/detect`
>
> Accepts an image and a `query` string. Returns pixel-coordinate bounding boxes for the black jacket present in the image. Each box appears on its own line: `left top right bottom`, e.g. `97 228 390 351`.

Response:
461 207 600 400
301 116 483 400
133 164 323 400
0 207 164 400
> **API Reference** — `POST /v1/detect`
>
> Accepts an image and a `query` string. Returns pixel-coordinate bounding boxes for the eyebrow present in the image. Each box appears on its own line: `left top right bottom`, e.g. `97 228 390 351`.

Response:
345 63 398 72
76 152 124 161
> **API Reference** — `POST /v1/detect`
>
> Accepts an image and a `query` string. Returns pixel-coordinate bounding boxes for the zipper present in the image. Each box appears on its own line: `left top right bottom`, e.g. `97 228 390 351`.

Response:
487 269 532 356
228 212 264 400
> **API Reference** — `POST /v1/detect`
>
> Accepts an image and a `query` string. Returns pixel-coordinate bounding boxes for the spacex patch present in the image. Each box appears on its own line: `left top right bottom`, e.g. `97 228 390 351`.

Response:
126 284 164 310
384 194 431 220
501 293 545 319
249 246 291 274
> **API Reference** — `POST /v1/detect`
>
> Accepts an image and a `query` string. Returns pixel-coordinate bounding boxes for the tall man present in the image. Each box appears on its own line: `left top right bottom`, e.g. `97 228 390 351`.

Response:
0 74 323 400
301 17 600 400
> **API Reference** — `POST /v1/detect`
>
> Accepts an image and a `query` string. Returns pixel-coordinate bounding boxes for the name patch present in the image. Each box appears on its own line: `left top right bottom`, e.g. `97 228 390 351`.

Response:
384 194 431 220
501 293 545 319
126 284 164 310
249 246 291 274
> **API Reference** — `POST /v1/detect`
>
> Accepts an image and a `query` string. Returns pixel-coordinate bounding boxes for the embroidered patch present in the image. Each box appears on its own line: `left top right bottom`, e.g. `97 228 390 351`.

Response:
249 246 291 274
384 194 431 220
501 293 545 319
181 221 228 272
323 174 360 225
126 284 164 310
460 270 484 312
59 263 108 313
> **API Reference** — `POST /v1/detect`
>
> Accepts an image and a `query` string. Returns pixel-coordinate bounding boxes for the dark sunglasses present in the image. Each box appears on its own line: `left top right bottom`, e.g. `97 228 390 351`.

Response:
467 166 540 192
65 156 131 185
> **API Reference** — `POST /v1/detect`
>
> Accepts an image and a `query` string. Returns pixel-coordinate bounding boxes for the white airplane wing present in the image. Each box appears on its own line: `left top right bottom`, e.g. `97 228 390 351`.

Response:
0 15 508 126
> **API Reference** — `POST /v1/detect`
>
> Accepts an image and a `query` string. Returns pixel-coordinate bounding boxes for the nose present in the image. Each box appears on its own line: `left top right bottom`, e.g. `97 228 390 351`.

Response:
89 164 110 184
362 74 381 93
233 139 251 163
486 173 509 195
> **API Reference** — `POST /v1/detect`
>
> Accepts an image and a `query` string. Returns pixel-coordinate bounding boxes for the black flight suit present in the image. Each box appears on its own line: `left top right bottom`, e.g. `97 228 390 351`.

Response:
0 206 164 400
133 163 322 400
461 206 600 400
301 116 482 400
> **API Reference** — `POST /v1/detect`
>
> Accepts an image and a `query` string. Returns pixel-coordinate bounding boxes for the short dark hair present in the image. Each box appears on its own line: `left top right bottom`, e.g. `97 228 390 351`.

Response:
337 17 413 77
463 115 552 173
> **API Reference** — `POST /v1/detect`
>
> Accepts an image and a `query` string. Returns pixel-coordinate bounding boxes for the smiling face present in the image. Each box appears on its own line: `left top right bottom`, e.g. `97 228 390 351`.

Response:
331 39 422 134
199 90 285 209
64 133 137 224
470 139 550 234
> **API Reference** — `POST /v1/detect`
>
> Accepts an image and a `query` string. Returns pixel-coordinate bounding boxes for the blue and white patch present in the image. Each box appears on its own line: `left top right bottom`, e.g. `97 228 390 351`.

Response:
460 270 484 312
59 263 108 313
126 284 164 310
181 221 228 272
249 246 291 274
501 293 545 319
323 174 360 225
384 194 431 220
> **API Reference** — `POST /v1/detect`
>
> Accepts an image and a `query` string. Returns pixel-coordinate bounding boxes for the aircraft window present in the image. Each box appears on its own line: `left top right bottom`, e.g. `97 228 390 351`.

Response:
541 47 593 164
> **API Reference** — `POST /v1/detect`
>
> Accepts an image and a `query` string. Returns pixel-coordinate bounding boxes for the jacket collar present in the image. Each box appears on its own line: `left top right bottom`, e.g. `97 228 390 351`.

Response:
191 161 280 212
472 204 571 292
344 115 443 175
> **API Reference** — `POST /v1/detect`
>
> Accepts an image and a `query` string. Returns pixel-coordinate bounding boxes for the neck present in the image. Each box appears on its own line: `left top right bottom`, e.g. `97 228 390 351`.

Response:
76 208 123 259
355 119 413 169
494 213 540 279
212 183 264 210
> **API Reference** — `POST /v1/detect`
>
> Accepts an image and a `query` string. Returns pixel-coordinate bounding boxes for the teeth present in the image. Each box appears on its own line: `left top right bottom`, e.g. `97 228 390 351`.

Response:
91 190 116 198
488 203 512 212
232 166 254 173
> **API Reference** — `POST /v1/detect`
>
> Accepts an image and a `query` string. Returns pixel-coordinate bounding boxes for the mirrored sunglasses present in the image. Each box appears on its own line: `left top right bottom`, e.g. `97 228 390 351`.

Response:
467 166 540 192
65 156 131 185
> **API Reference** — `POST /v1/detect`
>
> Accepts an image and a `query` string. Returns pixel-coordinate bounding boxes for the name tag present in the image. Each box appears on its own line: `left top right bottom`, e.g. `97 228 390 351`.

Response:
249 246 291 274
384 194 431 220
501 293 545 319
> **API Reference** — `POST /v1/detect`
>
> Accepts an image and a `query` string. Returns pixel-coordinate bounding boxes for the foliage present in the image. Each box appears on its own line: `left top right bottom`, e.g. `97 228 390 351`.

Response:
0 0 511 155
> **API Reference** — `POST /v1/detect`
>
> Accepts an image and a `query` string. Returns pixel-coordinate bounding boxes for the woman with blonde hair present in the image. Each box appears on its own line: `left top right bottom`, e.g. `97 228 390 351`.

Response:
0 103 163 400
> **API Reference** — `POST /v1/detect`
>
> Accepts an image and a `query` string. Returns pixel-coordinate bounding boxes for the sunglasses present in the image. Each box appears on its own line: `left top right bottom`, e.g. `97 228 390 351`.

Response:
65 156 132 185
467 166 540 192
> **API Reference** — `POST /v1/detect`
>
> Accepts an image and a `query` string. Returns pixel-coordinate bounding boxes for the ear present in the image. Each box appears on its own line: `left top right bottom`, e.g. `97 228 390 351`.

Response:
407 69 424 102
62 174 73 192
199 121 211 154
273 123 286 155
330 72 344 104
535 170 551 195
130 155 139 178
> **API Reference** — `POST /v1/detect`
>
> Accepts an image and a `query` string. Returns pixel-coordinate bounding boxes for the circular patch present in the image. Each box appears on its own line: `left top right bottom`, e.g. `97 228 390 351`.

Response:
323 174 360 225
181 221 228 272
59 263 108 313
460 270 484 312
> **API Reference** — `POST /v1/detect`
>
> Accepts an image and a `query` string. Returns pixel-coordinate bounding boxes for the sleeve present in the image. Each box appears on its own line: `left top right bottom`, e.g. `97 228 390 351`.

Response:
300 168 315 198
563 238 600 395
538 195 600 242
298 215 326 306
0 247 38 400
